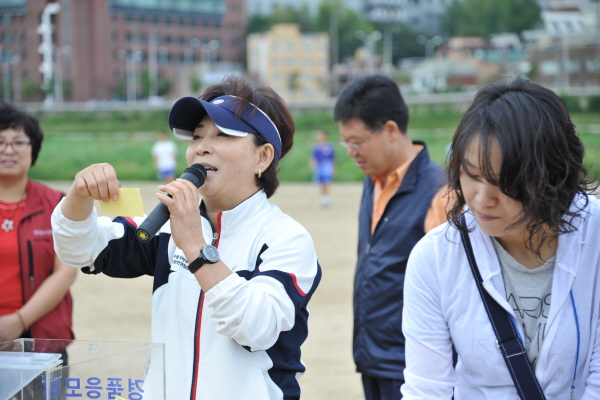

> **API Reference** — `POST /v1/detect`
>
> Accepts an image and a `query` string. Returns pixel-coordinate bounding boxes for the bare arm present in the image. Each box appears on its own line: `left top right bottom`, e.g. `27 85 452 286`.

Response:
19 256 77 331
0 255 77 341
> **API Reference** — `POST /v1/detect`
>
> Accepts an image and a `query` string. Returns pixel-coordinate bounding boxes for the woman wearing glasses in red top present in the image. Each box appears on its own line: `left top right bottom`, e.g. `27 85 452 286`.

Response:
0 101 76 350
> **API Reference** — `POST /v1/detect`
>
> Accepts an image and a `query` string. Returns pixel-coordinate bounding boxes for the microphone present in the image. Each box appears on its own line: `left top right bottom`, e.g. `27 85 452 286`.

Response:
135 164 207 243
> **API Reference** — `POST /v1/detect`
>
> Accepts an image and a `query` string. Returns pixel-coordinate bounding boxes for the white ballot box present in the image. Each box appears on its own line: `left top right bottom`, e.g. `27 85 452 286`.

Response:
0 339 165 400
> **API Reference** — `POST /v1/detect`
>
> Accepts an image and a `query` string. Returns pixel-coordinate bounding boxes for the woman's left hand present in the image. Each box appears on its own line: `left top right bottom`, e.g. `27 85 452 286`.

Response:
157 178 205 256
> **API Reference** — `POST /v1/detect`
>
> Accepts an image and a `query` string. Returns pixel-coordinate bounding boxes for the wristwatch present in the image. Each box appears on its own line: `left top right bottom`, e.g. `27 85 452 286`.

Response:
187 245 220 274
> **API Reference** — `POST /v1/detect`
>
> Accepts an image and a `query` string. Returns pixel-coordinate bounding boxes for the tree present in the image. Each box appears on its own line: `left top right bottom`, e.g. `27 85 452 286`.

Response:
441 0 541 38
190 75 202 94
247 14 271 33
140 70 172 98
112 78 127 100
246 0 435 66
63 79 73 101
372 23 434 62
247 3 314 33
315 0 375 63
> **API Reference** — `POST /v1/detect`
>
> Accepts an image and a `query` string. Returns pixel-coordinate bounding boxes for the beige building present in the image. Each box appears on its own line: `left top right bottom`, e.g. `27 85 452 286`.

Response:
247 24 329 102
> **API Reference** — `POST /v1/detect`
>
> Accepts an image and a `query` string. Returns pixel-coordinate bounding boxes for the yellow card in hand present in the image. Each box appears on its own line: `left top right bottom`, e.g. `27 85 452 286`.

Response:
99 188 145 217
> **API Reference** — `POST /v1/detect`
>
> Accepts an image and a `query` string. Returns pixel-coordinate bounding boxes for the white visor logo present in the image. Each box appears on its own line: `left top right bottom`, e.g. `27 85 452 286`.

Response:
213 99 225 104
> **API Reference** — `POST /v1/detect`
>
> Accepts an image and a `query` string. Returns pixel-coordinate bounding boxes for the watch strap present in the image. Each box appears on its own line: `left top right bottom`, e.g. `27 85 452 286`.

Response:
187 257 206 274
187 245 219 274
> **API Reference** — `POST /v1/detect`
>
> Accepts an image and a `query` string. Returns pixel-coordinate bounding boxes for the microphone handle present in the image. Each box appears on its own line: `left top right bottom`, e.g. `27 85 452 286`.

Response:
135 201 170 243
135 164 205 243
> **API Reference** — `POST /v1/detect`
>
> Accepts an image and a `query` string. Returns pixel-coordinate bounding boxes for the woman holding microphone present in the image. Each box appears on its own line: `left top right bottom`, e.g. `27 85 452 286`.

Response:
52 76 321 400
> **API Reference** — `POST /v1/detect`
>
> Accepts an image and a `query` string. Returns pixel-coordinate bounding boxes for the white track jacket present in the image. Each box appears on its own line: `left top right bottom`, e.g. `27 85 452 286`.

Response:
52 190 321 400
402 195 600 399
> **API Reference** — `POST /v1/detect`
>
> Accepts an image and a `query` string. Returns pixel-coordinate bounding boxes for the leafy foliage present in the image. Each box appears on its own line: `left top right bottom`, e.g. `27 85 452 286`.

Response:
441 0 542 38
248 0 433 66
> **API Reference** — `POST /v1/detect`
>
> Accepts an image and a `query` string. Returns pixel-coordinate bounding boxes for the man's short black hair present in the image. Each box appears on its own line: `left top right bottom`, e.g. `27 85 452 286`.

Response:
0 101 44 166
333 75 409 133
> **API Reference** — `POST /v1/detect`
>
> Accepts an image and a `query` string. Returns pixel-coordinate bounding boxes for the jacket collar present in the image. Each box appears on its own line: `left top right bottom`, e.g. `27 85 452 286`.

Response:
465 197 590 322
395 141 432 195
22 180 47 218
366 141 432 196
466 195 593 282
201 190 269 236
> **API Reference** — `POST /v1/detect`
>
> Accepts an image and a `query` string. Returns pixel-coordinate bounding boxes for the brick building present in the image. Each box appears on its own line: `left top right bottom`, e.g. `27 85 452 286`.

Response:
0 0 246 103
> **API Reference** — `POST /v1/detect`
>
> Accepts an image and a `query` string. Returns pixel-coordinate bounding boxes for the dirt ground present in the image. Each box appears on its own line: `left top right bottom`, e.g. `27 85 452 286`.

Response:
44 180 366 400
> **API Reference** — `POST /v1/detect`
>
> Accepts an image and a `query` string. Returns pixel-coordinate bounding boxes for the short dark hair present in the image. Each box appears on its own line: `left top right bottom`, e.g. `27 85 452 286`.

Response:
200 76 295 198
333 75 409 133
0 100 44 166
447 78 597 255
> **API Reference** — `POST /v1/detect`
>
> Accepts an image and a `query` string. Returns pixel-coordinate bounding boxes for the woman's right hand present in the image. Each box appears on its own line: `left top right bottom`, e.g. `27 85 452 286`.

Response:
72 163 121 203
61 163 121 221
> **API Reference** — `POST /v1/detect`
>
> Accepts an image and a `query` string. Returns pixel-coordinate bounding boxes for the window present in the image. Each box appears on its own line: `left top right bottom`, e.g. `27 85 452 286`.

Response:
539 60 558 76
158 51 171 64
564 20 574 32
567 60 580 73
586 59 600 72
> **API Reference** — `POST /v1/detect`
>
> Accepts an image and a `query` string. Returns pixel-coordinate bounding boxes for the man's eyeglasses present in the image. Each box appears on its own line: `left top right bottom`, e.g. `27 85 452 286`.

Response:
339 128 380 151
0 138 31 153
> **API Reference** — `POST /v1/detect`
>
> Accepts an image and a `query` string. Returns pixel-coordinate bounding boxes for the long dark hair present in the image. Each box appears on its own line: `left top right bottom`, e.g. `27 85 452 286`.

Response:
201 76 295 198
447 78 597 255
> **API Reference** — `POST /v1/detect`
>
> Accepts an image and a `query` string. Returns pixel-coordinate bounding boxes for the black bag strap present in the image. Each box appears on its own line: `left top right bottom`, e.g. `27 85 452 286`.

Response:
458 214 546 400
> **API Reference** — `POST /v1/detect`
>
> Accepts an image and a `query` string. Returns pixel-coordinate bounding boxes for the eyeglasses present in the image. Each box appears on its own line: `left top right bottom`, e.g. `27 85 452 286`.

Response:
339 128 381 151
0 138 31 153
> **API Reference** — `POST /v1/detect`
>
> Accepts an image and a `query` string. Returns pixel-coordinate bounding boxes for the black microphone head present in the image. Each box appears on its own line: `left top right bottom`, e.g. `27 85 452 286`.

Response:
180 164 207 188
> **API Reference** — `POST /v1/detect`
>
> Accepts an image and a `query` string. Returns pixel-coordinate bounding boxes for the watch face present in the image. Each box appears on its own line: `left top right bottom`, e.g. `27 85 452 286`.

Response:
203 245 220 263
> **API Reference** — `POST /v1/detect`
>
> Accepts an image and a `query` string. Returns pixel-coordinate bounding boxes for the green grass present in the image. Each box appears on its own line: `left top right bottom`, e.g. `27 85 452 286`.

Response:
29 108 600 182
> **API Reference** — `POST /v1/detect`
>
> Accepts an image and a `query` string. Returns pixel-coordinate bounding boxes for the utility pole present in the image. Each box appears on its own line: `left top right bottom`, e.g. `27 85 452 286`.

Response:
149 32 158 98
329 7 339 66
37 2 61 106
